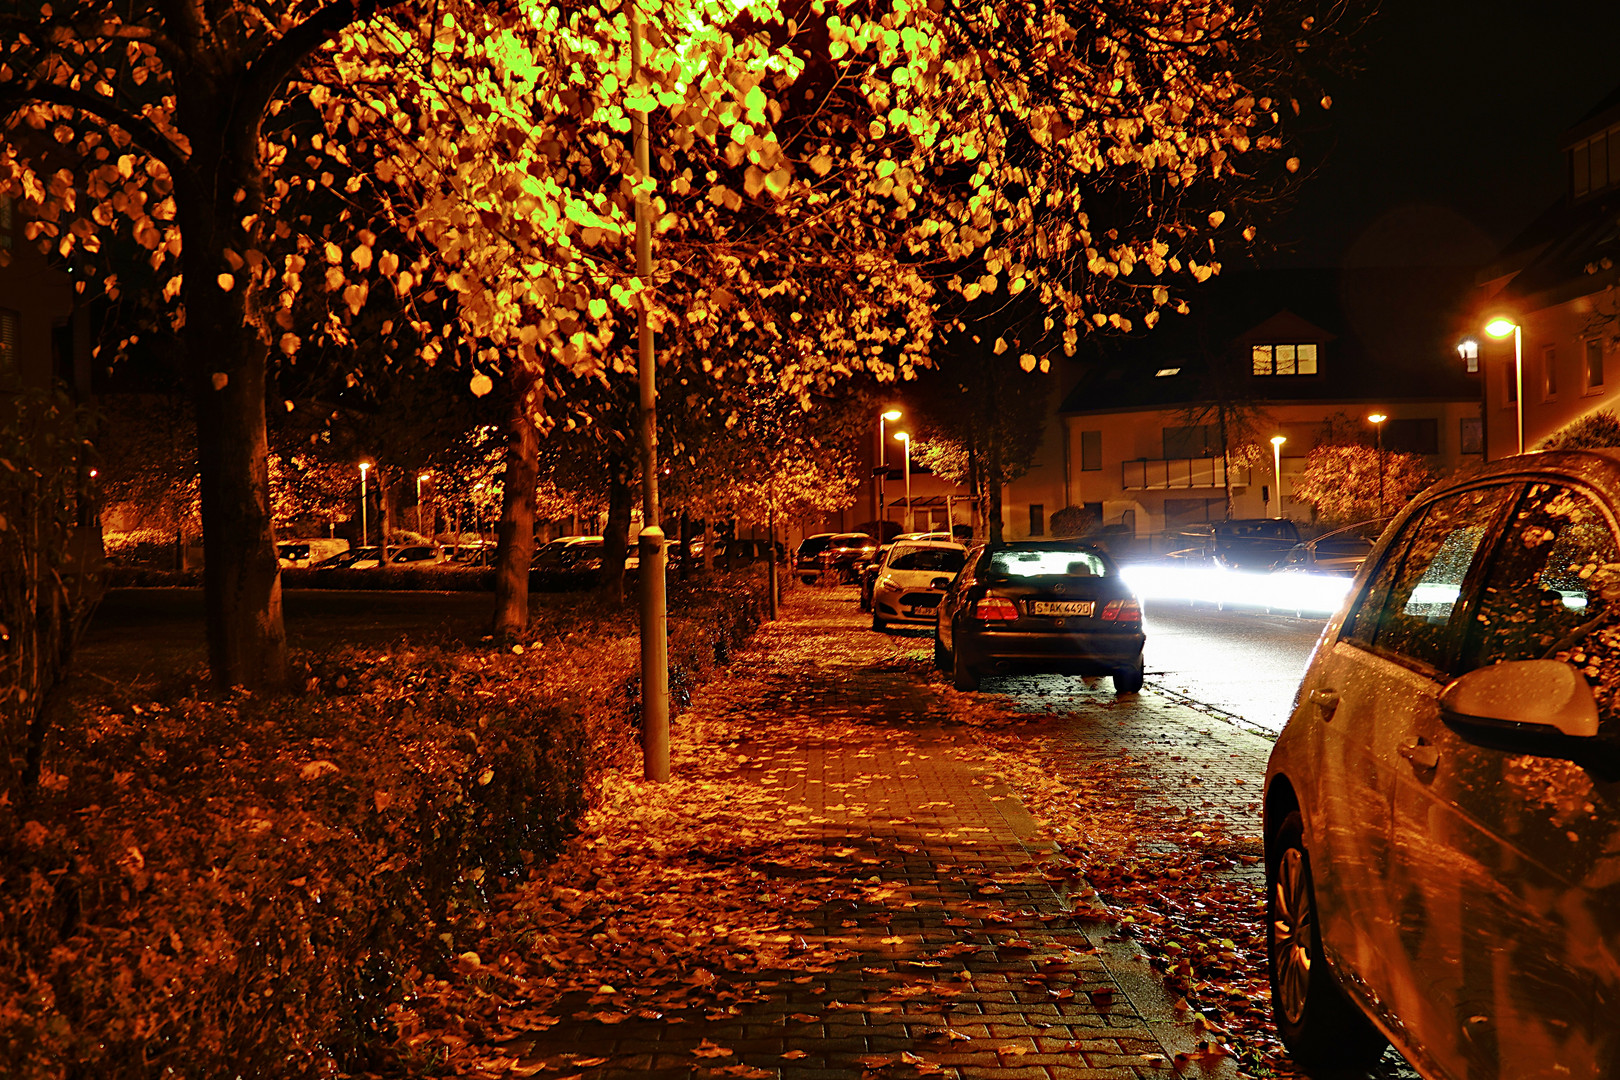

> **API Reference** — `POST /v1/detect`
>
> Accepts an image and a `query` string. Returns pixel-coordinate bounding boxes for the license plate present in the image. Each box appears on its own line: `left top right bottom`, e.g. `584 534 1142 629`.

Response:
1031 601 1094 617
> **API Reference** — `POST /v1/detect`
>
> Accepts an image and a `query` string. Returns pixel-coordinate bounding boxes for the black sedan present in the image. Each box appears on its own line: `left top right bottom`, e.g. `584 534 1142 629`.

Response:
934 541 1145 694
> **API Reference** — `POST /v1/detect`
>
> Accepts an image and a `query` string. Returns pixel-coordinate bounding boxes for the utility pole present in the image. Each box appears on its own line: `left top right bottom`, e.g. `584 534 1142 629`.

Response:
630 5 669 782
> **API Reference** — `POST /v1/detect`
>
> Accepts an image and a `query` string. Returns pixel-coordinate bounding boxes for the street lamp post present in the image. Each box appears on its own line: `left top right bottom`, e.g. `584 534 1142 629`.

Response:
894 432 912 532
1367 414 1388 515
359 461 372 548
1484 317 1523 455
1269 436 1286 520
879 409 901 534
417 472 430 536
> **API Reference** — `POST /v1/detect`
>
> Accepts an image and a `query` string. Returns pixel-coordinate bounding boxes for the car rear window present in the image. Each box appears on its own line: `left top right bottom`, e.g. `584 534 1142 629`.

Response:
798 537 832 556
887 547 966 572
988 549 1109 578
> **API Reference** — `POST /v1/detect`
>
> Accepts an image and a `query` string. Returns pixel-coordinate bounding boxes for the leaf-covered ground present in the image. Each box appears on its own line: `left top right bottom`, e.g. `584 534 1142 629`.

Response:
401 587 1409 1079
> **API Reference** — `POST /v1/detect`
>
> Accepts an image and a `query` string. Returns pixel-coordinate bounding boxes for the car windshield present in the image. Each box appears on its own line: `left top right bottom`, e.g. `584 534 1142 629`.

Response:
887 546 966 573
1316 535 1374 558
1218 521 1294 539
988 548 1109 578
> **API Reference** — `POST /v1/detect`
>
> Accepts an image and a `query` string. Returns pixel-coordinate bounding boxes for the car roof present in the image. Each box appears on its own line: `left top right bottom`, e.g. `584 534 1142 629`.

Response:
889 539 966 551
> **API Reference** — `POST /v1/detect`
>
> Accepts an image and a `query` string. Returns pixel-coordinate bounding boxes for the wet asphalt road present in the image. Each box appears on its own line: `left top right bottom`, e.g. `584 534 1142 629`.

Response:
1142 601 1328 734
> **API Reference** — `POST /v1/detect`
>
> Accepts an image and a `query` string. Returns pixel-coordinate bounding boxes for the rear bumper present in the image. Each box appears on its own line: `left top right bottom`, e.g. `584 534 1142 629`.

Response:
960 627 1144 675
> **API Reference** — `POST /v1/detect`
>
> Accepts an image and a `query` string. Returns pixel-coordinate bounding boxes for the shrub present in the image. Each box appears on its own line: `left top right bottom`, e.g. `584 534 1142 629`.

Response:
1049 505 1098 538
1536 409 1620 451
0 576 766 1078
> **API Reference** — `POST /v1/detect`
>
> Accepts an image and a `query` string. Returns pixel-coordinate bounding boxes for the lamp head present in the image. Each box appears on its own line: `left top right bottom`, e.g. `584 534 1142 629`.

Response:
882 409 902 421
359 461 372 473
1367 413 1388 425
894 431 910 442
1484 317 1518 339
1457 338 1479 360
1270 435 1287 447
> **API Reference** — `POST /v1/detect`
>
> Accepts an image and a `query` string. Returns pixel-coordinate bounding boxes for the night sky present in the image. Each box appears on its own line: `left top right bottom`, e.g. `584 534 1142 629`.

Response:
1264 0 1620 269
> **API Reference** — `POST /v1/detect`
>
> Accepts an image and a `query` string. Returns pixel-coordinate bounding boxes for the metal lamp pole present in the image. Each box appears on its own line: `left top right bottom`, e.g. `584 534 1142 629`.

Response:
895 432 912 532
630 3 670 782
359 461 371 548
417 472 429 536
1485 317 1524 455
1367 414 1387 515
879 409 900 533
1269 436 1286 520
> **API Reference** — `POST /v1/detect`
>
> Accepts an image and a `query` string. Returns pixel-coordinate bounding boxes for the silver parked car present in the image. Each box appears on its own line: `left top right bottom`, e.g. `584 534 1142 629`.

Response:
1265 451 1620 1079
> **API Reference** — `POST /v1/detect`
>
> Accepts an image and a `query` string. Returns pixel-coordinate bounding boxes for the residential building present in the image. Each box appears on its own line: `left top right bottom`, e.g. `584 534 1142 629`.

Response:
0 191 90 397
1055 268 1483 537
1475 86 1620 456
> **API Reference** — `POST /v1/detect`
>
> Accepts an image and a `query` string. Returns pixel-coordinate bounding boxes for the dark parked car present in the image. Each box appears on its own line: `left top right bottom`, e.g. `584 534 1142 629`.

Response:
1179 518 1303 571
934 541 1145 694
795 532 875 583
795 533 837 582
1265 450 1620 1079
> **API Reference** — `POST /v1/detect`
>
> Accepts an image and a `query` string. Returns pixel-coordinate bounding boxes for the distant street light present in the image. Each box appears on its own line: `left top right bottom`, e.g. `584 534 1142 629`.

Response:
1269 436 1287 520
359 461 373 548
1456 338 1479 373
1484 316 1523 455
417 472 430 536
894 431 912 532
1367 414 1388 515
879 409 901 532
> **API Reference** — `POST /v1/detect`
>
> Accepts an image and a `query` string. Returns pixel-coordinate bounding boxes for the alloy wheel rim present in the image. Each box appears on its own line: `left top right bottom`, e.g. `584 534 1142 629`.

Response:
1273 846 1314 1025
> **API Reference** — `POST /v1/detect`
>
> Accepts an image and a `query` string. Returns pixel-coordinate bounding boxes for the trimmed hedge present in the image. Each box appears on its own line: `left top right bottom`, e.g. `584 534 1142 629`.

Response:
0 577 766 1078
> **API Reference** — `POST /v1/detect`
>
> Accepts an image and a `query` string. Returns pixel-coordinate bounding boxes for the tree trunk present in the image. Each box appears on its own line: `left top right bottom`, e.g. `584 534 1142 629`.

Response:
678 511 692 581
492 368 540 642
599 469 633 603
987 436 1004 545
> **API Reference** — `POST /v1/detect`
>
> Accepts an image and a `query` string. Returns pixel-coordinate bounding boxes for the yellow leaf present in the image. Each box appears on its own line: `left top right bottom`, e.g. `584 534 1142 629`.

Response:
1019 354 1037 372
216 272 234 291
211 372 228 391
993 336 1008 355
469 372 494 397
279 333 300 356
1207 210 1225 228
1285 157 1300 173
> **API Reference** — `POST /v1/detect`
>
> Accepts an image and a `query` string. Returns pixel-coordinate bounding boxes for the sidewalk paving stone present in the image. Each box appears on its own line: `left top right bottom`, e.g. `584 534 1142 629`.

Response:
486 589 1250 1080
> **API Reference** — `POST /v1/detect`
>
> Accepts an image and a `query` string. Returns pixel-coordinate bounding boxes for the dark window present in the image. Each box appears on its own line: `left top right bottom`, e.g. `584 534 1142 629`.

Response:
1028 503 1044 536
1162 424 1219 458
1587 339 1605 391
1342 485 1514 674
1460 484 1619 673
1164 497 1221 529
0 194 12 250
1575 142 1592 198
1080 430 1102 471
0 308 18 390
1460 417 1483 455
1386 417 1439 455
1596 133 1611 192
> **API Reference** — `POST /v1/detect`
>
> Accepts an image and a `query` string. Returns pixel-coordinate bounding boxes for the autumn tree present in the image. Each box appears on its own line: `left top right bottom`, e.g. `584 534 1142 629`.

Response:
1292 444 1435 526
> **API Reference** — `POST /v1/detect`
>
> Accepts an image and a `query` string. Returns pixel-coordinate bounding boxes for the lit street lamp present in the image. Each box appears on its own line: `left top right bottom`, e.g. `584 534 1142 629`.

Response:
894 431 912 532
1367 413 1388 515
879 409 901 532
1484 316 1523 455
359 461 372 548
1269 435 1286 520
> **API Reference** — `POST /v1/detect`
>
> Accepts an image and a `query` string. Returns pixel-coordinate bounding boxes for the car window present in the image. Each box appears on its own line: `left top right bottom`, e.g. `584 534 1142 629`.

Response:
886 547 966 573
987 548 1109 578
1461 484 1620 671
1342 485 1514 673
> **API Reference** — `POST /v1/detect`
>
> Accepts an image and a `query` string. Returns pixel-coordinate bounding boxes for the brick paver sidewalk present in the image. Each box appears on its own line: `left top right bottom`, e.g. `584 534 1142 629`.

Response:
503 588 1254 1080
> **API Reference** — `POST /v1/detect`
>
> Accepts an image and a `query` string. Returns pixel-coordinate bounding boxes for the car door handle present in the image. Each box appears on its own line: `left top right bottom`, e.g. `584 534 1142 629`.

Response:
1308 688 1340 714
1397 738 1440 771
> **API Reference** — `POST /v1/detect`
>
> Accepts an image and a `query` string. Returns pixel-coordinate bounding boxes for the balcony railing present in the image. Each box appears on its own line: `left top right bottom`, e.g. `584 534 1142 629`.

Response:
1121 456 1247 491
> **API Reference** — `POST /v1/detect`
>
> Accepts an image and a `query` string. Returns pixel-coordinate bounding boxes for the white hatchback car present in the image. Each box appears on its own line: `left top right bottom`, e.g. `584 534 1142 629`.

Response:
1265 451 1620 1079
870 539 967 631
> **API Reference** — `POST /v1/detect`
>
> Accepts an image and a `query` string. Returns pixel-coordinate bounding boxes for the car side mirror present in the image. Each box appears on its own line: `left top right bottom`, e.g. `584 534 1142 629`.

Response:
1437 660 1617 770
931 576 951 589
1439 660 1598 737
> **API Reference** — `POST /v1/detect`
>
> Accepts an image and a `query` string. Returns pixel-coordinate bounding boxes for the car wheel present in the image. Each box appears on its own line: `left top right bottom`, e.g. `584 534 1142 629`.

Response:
1267 811 1388 1070
933 632 950 671
872 612 887 632
1112 655 1145 695
951 637 980 691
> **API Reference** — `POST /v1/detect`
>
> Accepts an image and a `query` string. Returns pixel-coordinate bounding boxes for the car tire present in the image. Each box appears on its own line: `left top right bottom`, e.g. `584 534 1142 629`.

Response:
933 632 950 671
1112 655 1145 695
872 612 887 632
951 638 980 691
1267 810 1388 1071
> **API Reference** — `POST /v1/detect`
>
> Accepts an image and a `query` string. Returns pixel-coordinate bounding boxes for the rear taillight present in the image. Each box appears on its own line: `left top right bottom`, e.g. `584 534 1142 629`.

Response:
1101 599 1141 623
972 596 1020 621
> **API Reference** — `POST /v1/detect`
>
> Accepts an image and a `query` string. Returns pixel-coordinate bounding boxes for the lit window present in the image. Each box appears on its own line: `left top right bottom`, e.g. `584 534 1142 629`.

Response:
1155 367 1180 377
1587 339 1605 392
1252 343 1318 376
